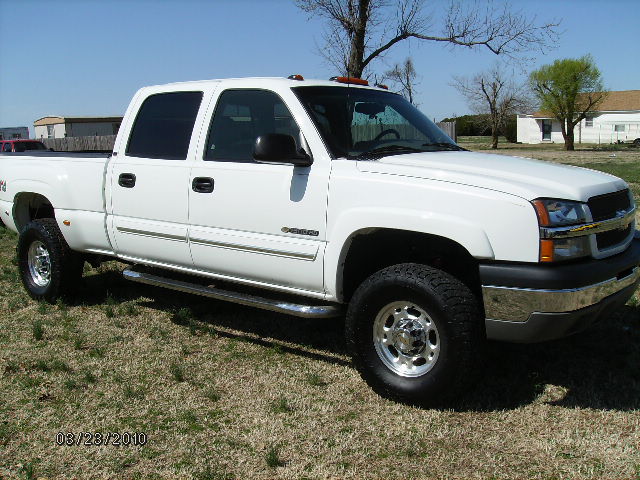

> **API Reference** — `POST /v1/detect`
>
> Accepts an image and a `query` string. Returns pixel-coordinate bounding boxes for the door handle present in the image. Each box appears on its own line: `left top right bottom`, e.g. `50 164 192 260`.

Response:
192 177 215 193
118 173 136 188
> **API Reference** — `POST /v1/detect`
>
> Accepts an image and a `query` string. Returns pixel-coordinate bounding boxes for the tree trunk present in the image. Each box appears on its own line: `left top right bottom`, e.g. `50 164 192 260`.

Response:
346 0 370 77
491 129 499 149
557 118 574 151
564 122 575 151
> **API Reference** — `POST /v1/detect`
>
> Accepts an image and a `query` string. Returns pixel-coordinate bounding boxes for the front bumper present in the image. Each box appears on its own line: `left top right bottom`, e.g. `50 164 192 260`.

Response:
481 236 640 343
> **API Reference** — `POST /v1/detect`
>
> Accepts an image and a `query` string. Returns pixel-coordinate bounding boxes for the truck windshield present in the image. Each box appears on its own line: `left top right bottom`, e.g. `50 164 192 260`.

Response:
292 86 461 159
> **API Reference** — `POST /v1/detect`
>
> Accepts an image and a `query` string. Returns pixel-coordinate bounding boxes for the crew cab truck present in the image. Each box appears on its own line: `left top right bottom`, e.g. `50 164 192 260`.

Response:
1 76 639 405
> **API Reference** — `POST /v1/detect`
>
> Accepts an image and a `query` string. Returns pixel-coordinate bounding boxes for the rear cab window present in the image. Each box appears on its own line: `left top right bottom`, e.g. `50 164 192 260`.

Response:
126 91 203 160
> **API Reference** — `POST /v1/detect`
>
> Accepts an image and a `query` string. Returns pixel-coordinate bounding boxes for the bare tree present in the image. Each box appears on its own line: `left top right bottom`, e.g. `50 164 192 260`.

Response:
452 65 533 149
296 0 561 78
384 57 419 104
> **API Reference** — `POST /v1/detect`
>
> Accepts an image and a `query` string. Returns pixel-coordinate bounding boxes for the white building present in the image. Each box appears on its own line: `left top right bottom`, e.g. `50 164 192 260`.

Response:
517 90 640 145
34 116 123 139
0 126 29 140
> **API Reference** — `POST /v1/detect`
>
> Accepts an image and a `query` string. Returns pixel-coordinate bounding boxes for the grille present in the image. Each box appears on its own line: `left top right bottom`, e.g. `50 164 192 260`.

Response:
596 224 632 250
588 189 631 222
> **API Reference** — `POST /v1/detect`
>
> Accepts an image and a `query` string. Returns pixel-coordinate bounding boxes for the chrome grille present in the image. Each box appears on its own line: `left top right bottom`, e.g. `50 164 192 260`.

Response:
596 224 633 250
588 189 631 222
587 189 635 256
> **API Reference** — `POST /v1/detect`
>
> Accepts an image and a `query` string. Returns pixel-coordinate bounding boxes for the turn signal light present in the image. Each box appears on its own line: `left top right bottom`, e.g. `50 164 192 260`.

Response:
539 239 554 262
329 76 369 86
532 200 551 226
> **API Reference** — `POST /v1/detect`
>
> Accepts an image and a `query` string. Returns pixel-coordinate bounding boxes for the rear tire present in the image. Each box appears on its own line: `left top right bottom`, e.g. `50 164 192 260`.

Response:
345 263 484 406
17 218 83 302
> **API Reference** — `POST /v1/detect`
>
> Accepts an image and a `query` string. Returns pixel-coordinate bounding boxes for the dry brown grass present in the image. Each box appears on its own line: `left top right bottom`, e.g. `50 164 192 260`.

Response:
1 151 639 479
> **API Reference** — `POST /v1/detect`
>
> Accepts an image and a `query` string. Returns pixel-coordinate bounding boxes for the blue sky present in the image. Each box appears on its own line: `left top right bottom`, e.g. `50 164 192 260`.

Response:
1 0 638 137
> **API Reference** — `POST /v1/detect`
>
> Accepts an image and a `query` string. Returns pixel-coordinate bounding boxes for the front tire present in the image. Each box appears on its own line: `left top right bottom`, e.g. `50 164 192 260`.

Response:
345 263 484 406
17 218 83 302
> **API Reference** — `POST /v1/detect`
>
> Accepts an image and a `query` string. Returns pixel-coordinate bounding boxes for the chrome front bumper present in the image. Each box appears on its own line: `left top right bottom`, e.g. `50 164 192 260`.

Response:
482 266 640 323
480 236 640 342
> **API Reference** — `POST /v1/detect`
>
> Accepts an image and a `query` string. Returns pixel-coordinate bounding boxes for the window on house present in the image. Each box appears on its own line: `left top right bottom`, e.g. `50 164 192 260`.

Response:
47 125 54 139
585 116 593 127
12 133 21 139
614 124 625 132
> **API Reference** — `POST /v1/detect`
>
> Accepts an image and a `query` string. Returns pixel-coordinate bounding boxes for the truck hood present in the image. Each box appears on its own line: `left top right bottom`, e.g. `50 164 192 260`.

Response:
355 150 628 202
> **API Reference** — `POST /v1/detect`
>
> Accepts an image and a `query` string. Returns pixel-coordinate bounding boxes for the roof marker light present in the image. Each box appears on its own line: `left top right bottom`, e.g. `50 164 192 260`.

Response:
288 74 304 81
375 84 389 90
329 76 369 86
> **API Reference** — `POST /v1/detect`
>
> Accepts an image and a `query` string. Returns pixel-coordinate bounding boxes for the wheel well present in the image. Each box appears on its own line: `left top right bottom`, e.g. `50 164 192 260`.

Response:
13 193 55 231
340 229 480 302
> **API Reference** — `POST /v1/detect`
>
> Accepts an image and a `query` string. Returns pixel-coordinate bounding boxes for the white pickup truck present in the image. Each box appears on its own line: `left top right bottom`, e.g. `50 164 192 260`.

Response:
1 76 639 404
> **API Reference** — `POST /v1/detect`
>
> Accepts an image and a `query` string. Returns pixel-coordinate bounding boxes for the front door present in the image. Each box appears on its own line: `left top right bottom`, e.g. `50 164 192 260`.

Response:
542 119 552 140
109 90 203 268
188 89 329 293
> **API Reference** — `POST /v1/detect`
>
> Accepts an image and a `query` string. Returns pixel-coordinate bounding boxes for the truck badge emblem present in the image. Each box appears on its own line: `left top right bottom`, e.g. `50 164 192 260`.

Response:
0 180 6 192
281 227 319 236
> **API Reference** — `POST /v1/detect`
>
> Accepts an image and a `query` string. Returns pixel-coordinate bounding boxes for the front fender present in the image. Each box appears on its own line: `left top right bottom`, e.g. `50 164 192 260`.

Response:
323 207 495 299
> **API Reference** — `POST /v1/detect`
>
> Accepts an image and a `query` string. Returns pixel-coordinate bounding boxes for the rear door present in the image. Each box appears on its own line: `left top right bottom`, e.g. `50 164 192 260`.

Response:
108 90 205 268
187 88 330 293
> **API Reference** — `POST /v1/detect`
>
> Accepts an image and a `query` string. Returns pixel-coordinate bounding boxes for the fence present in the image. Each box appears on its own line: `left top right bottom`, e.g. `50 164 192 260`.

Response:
436 121 456 141
40 122 455 153
41 135 116 152
351 122 456 144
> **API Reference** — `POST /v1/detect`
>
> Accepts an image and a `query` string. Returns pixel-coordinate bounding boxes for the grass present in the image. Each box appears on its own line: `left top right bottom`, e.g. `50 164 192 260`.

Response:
265 444 285 468
0 147 639 479
169 361 186 382
31 320 44 341
270 396 294 414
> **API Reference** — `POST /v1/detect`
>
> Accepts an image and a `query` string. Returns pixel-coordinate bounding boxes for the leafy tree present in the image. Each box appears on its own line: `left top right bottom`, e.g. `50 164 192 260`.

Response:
295 0 560 78
452 65 532 148
502 115 518 143
529 55 606 150
384 57 418 104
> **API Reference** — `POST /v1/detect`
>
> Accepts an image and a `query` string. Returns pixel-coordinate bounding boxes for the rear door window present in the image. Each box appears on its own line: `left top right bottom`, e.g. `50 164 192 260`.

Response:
126 91 203 160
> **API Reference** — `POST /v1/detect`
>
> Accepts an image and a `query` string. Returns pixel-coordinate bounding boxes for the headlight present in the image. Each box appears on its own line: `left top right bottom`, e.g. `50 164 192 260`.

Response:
532 199 589 226
532 198 591 262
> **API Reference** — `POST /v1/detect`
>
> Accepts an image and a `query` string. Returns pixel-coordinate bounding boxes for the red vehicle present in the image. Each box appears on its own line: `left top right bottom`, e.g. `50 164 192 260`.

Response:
0 139 49 152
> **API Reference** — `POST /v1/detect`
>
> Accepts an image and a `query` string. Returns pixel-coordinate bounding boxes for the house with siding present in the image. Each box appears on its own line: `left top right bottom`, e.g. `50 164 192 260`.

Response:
517 90 640 145
34 116 123 139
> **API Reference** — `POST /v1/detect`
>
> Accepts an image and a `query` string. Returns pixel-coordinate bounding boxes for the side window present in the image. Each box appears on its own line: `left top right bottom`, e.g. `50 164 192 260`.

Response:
126 91 203 160
204 89 300 162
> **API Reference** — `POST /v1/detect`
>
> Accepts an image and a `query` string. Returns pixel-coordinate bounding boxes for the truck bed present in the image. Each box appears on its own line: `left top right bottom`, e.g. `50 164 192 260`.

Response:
0 151 112 254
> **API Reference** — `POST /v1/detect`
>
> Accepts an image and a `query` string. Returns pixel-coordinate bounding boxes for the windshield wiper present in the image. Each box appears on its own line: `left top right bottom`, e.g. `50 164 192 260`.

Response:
355 144 425 159
421 142 465 151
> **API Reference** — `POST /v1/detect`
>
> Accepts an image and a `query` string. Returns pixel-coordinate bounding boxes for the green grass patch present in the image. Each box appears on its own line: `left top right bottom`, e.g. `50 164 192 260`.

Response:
31 319 44 341
169 361 186 382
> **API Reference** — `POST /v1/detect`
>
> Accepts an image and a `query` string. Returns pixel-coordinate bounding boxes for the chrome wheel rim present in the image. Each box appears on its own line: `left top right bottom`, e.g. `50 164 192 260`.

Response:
27 240 51 287
373 301 440 377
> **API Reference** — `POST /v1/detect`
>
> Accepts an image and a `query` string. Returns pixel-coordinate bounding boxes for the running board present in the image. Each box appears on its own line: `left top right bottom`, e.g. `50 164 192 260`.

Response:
122 268 343 319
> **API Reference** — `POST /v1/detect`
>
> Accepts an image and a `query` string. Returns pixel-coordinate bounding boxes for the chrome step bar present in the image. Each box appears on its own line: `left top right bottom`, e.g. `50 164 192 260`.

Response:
122 268 343 319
